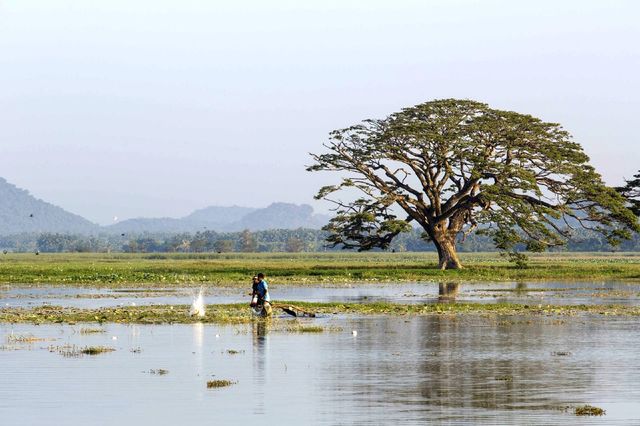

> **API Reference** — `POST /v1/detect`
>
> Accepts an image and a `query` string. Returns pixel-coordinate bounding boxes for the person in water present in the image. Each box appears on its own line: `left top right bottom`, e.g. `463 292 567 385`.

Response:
255 272 272 316
250 275 259 307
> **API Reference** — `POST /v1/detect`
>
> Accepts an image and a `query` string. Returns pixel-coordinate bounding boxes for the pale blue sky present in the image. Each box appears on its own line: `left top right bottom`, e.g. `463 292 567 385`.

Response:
1 0 638 224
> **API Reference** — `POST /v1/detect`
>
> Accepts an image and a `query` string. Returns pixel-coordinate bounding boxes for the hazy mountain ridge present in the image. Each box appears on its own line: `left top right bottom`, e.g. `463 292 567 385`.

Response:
106 202 329 234
0 178 99 235
0 178 329 235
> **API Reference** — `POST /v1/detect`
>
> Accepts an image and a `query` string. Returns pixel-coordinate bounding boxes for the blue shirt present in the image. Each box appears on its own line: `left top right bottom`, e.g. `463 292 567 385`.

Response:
256 279 270 302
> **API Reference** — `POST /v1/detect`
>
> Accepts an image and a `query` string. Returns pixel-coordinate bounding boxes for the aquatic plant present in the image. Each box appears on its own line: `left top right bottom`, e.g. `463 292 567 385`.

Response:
6 333 46 343
207 380 235 388
79 327 106 334
3 301 640 326
81 346 115 355
574 405 605 416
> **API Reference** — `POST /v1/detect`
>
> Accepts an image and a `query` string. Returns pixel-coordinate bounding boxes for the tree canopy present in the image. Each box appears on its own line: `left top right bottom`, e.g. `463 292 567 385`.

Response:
308 99 639 269
617 171 640 216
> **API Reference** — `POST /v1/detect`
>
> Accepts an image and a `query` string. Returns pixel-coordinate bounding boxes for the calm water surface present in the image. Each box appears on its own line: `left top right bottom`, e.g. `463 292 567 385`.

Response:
1 314 639 425
2 281 640 308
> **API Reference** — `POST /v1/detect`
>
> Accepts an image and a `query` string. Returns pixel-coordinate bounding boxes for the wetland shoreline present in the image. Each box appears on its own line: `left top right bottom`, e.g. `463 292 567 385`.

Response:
2 301 640 325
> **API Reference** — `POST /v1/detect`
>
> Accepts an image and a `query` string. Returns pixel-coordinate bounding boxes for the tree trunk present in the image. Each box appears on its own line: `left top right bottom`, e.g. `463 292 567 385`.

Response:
433 235 462 270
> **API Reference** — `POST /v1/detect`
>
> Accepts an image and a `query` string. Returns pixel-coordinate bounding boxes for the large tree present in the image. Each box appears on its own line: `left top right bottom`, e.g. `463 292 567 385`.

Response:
308 99 638 269
616 171 640 216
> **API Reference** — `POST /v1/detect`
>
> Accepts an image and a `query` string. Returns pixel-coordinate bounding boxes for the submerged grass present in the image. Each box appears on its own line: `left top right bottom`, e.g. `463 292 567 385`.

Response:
2 301 640 325
79 327 106 334
207 380 235 388
0 252 639 286
47 344 115 357
574 405 606 416
81 346 115 355
6 333 46 343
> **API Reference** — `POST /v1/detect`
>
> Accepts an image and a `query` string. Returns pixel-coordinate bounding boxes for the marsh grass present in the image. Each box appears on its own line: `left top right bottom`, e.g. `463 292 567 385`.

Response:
79 327 106 334
574 405 605 416
6 333 46 343
81 346 115 355
291 325 325 333
207 380 235 388
3 301 640 325
1 252 639 286
149 369 169 375
47 344 115 357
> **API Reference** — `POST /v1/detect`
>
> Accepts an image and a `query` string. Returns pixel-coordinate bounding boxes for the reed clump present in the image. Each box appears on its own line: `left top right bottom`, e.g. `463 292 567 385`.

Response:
207 380 235 388
574 405 605 416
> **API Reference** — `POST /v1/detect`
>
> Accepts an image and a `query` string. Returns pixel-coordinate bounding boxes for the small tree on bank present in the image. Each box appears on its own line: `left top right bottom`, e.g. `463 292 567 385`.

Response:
308 99 638 269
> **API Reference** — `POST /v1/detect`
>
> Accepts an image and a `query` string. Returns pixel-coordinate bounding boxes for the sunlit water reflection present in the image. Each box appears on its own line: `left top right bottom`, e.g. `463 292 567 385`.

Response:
3 281 640 309
1 315 639 424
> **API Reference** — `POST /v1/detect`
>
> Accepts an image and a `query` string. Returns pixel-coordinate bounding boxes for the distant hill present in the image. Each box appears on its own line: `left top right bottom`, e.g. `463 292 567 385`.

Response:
228 202 329 231
105 217 204 234
0 178 98 235
106 203 329 234
0 177 330 235
184 205 257 226
106 205 257 234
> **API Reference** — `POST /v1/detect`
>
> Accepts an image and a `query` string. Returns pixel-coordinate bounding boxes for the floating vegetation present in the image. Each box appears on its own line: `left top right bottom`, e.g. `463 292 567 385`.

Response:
226 349 244 355
81 346 116 355
2 301 640 326
207 380 235 388
291 325 324 333
495 375 513 381
149 369 169 375
0 344 23 351
574 405 605 416
6 333 46 343
48 344 82 357
79 327 106 334
551 351 572 356
47 344 115 357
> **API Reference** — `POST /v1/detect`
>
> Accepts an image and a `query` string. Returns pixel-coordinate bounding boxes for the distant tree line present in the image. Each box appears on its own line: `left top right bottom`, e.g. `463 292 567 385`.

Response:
0 227 638 254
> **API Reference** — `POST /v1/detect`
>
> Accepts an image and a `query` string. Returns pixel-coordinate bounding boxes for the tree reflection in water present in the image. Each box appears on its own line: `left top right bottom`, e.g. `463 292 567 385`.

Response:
438 282 460 302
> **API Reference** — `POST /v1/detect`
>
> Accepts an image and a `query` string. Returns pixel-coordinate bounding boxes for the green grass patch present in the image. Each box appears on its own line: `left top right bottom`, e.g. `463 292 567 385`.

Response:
0 252 639 286
2 301 640 325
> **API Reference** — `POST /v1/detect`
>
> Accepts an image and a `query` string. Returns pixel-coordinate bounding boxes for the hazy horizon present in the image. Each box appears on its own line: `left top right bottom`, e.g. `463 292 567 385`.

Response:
1 1 639 224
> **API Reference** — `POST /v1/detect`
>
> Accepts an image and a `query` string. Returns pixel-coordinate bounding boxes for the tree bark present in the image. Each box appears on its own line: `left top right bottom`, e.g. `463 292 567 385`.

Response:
433 234 462 270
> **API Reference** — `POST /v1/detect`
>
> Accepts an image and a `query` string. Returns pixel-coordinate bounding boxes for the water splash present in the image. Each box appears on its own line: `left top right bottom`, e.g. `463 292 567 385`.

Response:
189 288 206 318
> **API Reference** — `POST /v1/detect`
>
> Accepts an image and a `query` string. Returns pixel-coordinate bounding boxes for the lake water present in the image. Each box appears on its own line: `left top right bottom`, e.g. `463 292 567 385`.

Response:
2 314 640 425
2 281 640 308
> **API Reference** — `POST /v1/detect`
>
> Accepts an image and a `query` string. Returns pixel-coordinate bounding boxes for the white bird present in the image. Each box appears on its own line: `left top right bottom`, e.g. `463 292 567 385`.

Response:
112 336 118 340
215 334 220 338
352 330 358 336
